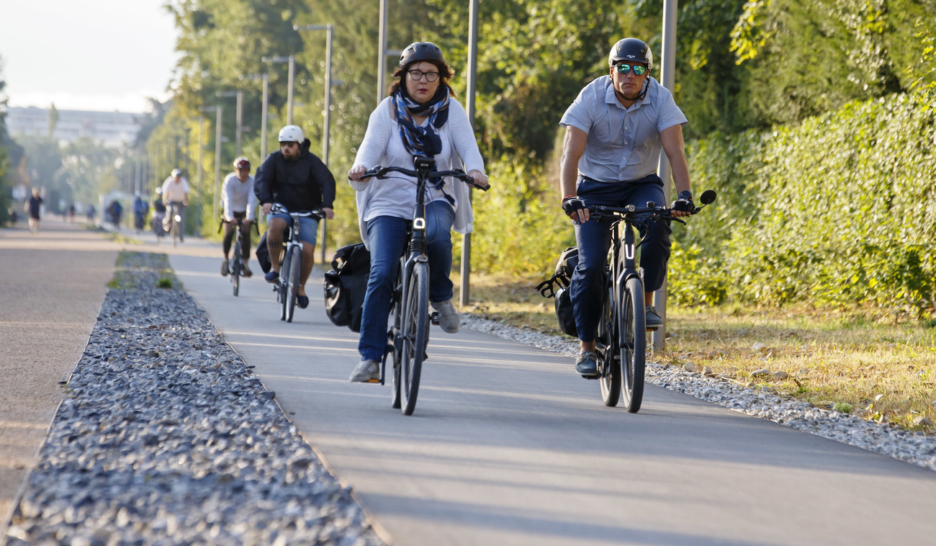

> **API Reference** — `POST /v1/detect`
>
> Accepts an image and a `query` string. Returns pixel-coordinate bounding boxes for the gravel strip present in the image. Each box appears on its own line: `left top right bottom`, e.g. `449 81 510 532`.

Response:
5 252 385 546
461 314 936 472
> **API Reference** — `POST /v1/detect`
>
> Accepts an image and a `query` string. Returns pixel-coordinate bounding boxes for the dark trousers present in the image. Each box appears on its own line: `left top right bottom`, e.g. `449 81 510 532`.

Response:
223 211 251 260
570 175 671 343
358 201 455 362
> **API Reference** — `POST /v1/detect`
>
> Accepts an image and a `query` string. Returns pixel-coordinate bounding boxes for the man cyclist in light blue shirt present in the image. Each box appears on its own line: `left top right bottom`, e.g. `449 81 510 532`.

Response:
558 38 695 377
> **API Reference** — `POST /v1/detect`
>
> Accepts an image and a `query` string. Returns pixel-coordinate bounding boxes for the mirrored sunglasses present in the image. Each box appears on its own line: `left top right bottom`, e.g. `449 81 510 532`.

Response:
615 63 648 76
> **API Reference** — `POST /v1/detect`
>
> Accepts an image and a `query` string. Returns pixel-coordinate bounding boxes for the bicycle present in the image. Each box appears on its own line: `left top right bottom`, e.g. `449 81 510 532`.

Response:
269 204 321 323
588 189 716 413
166 202 185 247
360 158 489 415
218 217 259 297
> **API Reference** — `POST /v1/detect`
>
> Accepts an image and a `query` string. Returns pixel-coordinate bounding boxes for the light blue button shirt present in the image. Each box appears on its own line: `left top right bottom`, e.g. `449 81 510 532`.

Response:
560 76 687 183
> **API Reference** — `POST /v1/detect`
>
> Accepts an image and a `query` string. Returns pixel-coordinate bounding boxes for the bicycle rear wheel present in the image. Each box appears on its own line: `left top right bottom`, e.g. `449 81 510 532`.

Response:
285 246 301 323
389 275 403 409
619 275 646 413
400 261 429 416
599 281 621 407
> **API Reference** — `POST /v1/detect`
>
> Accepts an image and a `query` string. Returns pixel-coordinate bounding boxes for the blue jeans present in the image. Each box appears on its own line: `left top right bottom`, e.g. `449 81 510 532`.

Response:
358 201 456 361
570 175 671 343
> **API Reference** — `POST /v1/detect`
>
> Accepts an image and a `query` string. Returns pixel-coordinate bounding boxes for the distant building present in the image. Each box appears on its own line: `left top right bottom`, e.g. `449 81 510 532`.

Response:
5 106 143 147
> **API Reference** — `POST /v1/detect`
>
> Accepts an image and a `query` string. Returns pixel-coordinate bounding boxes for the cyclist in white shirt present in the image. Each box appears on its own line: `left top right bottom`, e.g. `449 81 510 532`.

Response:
161 168 190 242
221 157 259 277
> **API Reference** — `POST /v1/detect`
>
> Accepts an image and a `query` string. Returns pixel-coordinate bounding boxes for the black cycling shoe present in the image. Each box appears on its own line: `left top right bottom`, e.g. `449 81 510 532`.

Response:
575 351 599 377
297 294 309 309
646 305 663 329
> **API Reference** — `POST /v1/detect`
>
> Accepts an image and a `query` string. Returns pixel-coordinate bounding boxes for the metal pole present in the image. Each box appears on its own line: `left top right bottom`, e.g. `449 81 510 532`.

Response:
287 55 295 125
460 0 479 307
261 74 269 160
214 106 223 220
197 118 204 234
322 24 333 264
377 0 388 104
653 0 679 353
235 90 243 156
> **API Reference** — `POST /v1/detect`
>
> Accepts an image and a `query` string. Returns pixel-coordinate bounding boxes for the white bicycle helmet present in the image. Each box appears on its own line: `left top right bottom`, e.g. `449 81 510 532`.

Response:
171 168 182 177
278 125 304 143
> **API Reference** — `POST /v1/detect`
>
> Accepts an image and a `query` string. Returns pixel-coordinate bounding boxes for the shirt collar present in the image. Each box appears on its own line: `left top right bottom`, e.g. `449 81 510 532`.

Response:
604 77 655 111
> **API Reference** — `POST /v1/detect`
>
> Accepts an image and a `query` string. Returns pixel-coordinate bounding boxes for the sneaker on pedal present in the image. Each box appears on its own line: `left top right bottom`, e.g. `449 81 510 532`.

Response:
264 270 279 284
242 264 252 278
431 300 460 334
221 259 229 276
349 360 380 383
575 351 599 377
646 305 663 329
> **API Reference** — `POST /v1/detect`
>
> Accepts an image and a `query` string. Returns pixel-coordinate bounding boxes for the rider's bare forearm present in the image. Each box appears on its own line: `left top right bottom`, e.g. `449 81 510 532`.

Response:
560 126 587 198
660 125 692 196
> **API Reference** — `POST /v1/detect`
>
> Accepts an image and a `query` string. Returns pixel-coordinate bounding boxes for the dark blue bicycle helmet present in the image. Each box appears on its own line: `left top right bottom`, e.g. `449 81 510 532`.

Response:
399 42 445 68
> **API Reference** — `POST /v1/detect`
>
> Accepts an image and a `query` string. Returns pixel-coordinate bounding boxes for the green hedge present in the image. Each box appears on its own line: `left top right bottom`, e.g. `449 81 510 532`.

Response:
670 90 936 316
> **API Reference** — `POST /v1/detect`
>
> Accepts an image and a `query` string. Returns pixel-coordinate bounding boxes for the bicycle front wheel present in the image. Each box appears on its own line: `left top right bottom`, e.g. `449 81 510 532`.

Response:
599 281 621 407
285 246 301 323
619 275 646 413
232 248 241 297
279 250 290 321
400 261 429 416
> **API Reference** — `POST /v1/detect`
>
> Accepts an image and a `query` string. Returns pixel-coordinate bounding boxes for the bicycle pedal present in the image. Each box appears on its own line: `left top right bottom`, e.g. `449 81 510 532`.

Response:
367 378 381 384
646 326 659 332
582 374 600 380
430 311 440 326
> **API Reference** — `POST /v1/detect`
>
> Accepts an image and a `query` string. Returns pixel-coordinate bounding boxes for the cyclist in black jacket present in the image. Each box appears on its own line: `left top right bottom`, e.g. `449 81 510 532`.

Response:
255 125 336 309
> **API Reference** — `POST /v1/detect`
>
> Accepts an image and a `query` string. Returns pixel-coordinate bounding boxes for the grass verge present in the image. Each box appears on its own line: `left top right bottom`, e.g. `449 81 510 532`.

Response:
454 273 936 433
109 251 180 290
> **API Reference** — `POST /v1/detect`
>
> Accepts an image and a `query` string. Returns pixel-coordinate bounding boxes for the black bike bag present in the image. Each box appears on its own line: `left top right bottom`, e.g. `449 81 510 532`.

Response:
324 243 371 332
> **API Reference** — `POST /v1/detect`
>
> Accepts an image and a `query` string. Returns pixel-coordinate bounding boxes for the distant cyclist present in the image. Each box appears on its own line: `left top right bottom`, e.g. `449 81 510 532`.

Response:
133 193 148 233
559 38 694 377
27 188 43 234
221 157 258 277
254 125 336 309
152 187 167 238
161 168 189 242
346 42 489 383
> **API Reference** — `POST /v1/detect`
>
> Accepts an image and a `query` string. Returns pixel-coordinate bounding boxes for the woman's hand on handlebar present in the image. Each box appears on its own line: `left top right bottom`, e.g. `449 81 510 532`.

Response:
348 165 369 182
468 169 489 190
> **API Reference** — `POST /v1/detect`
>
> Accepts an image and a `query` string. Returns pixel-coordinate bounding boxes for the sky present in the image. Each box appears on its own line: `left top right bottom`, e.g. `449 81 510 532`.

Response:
0 0 179 114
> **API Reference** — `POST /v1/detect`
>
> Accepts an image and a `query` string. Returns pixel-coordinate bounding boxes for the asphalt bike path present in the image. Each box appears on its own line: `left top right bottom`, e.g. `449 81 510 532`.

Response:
167 250 936 546
0 218 116 524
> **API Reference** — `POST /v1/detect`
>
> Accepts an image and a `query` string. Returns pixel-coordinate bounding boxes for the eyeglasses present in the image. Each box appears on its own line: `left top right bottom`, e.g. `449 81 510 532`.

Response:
614 63 648 76
407 69 440 82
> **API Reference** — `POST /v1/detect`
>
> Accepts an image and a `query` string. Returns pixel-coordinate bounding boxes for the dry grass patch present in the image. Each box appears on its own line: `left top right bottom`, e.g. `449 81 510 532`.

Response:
454 274 936 433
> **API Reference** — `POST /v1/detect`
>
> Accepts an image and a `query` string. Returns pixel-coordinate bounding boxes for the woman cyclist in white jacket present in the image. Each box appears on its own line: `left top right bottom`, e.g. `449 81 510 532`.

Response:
347 42 489 383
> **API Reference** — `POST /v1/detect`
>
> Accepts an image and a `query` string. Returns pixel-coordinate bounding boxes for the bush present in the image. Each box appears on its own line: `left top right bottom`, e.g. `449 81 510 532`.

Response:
671 89 936 316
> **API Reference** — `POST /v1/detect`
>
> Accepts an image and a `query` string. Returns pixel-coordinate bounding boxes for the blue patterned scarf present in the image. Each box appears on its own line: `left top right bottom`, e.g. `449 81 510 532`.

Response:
392 85 450 157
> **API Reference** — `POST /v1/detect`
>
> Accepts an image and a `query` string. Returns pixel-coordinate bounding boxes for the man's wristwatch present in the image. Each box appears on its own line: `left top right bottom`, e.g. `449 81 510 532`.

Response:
677 190 693 202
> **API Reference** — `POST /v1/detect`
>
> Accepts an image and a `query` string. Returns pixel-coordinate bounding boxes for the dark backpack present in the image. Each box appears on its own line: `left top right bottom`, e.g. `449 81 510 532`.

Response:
324 243 371 332
535 247 579 337
255 232 272 274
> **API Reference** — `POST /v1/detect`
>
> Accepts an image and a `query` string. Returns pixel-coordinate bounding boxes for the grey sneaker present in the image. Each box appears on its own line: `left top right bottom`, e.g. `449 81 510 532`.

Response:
575 351 599 377
349 360 380 383
646 305 663 329
431 300 460 334
221 259 229 276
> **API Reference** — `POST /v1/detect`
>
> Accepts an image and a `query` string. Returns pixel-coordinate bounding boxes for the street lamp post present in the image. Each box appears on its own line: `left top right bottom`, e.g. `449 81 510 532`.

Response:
460 0 480 306
653 0 679 352
242 74 270 160
378 0 388 104
294 23 336 263
216 90 244 156
262 55 296 125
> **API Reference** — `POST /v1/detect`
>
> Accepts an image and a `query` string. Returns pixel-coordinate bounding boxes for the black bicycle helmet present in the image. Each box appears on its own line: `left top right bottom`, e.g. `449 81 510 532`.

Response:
608 38 653 70
399 42 445 68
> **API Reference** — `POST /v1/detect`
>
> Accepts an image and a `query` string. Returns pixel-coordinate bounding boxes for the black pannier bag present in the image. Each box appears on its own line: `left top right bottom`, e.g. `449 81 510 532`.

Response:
255 232 272 274
324 243 371 332
535 247 579 337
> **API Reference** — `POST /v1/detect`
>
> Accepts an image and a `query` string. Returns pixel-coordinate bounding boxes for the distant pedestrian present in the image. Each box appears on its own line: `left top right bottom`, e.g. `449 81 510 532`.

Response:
109 200 122 230
68 204 76 223
86 204 96 223
27 188 43 234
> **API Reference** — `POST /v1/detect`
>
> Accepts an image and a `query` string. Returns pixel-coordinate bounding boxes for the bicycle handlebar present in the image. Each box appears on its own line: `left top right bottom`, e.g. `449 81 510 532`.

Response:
359 165 490 191
588 190 717 222
269 203 323 220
